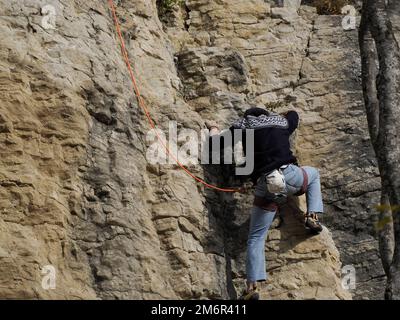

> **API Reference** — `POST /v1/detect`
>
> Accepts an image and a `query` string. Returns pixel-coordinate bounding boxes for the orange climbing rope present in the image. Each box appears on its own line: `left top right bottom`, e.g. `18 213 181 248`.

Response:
107 0 242 193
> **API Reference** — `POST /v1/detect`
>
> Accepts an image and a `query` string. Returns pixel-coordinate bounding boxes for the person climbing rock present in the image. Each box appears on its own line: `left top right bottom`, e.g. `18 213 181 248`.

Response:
206 106 324 300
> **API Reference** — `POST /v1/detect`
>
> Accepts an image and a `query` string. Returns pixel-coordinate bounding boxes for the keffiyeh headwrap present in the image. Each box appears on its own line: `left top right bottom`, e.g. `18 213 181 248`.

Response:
231 113 289 130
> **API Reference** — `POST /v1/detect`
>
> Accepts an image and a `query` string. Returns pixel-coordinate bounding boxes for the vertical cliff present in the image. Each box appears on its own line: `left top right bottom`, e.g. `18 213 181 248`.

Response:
0 0 382 299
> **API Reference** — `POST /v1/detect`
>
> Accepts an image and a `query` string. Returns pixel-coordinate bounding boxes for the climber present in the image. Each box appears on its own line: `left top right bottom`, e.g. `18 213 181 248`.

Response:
206 106 324 300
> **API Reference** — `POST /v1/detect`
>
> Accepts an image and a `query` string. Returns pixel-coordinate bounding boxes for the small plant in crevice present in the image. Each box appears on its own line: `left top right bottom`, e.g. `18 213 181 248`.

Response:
157 0 185 14
264 101 285 111
311 0 350 15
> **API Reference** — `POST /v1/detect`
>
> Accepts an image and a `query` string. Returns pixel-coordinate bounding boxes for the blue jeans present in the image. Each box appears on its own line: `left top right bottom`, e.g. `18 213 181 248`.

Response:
246 164 324 283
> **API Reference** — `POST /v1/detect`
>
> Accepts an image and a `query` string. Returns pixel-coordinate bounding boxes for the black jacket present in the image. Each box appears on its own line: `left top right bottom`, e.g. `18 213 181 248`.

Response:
208 109 299 183
231 109 299 182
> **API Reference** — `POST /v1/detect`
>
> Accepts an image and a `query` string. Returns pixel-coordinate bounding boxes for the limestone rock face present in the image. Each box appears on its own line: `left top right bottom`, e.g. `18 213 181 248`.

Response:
263 197 349 300
0 0 382 300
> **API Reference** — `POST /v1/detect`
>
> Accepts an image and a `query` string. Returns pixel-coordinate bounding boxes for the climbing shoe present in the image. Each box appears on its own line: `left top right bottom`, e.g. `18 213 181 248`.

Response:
238 287 260 300
304 212 323 234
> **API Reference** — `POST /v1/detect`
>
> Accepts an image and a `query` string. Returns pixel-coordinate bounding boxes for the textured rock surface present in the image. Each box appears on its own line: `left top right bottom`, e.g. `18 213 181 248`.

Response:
0 0 385 300
291 14 384 300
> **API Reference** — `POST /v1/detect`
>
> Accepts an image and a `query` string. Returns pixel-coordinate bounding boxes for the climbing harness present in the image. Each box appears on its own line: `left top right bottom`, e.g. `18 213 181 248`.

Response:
253 165 309 211
294 168 309 196
107 0 242 193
